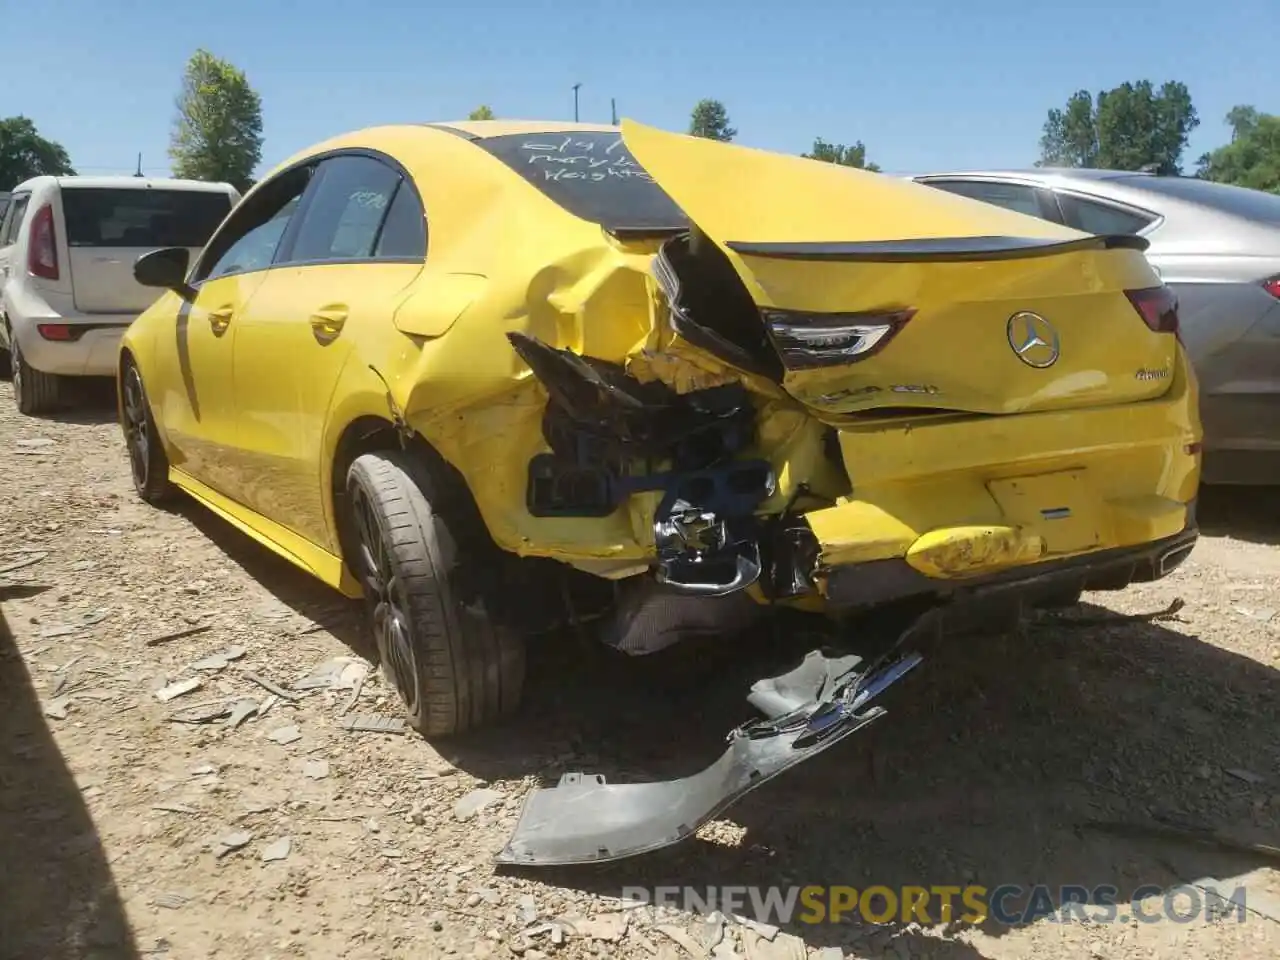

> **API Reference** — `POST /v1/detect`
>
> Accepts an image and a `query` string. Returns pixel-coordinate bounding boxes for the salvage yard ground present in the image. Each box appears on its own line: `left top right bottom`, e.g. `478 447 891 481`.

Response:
1 377 1278 960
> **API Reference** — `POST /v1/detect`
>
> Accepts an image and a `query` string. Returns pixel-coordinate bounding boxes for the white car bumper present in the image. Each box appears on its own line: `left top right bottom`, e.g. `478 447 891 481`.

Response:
15 319 131 376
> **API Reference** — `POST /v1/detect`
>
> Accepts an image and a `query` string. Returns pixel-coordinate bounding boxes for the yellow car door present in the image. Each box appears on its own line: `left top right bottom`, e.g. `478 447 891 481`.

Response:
230 154 426 552
156 169 314 497
158 273 259 494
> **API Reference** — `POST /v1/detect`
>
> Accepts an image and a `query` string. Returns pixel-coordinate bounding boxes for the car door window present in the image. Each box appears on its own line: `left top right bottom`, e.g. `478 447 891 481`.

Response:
1057 194 1154 235
193 166 314 282
1 195 30 246
285 155 414 263
925 180 1052 221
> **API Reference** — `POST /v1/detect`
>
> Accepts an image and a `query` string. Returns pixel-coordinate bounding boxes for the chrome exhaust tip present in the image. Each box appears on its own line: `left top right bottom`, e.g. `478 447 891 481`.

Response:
1156 542 1195 577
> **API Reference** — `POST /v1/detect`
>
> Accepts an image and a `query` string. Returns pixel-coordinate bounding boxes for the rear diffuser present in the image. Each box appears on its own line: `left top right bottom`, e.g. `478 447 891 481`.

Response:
494 643 924 866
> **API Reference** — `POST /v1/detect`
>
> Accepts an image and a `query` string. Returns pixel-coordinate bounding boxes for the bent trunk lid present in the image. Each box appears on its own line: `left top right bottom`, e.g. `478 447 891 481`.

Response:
621 120 1178 417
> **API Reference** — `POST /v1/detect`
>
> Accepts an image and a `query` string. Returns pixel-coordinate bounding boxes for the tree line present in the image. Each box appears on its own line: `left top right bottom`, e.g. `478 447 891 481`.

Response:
2 63 1276 195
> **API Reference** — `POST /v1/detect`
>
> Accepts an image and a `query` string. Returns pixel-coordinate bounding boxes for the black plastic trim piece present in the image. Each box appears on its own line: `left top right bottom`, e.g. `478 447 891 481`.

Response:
606 225 690 240
724 233 1150 263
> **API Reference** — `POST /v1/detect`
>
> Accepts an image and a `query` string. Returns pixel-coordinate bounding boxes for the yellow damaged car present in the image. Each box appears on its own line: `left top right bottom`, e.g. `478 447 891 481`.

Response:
119 120 1201 756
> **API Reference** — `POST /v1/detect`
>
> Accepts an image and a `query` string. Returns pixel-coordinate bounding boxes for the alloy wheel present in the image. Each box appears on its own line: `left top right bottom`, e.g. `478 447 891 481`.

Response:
122 367 151 490
351 484 420 715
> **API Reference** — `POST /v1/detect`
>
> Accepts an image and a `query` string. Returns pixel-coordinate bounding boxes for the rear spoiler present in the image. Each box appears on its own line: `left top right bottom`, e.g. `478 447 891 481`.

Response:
724 233 1149 263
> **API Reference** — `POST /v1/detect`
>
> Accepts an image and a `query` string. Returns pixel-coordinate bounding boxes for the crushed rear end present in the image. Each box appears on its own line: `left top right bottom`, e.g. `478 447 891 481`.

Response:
477 123 1201 864
509 121 1200 616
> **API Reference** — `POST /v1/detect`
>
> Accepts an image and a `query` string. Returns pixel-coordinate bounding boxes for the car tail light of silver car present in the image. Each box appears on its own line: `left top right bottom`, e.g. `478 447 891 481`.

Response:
1124 285 1180 339
27 203 59 281
1263 275 1280 300
36 323 76 341
761 308 916 370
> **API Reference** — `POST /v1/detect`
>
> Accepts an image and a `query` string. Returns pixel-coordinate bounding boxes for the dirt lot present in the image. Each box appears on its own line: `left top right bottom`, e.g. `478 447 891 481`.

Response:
1 377 1278 960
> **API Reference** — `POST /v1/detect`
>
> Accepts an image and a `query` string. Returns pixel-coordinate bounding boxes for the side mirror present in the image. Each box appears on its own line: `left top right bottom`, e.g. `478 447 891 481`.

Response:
134 247 195 300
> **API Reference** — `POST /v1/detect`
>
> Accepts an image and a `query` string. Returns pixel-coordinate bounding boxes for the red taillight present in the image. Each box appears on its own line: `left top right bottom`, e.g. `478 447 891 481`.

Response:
27 203 59 281
1263 276 1280 300
1125 285 1180 338
36 323 73 341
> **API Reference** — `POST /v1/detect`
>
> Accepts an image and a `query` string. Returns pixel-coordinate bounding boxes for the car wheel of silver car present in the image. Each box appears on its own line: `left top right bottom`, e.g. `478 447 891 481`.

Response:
11 336 61 416
346 450 526 737
120 360 174 503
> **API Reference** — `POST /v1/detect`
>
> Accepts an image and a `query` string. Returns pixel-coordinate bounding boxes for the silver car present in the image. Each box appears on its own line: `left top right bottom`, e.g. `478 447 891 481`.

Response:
911 169 1280 485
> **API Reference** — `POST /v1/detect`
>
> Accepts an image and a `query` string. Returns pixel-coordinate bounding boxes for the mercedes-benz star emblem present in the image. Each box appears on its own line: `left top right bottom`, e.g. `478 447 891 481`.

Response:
1006 312 1060 368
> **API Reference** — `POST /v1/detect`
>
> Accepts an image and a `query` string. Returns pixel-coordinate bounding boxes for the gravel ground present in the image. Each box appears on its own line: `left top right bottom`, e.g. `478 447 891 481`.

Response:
1 377 1277 960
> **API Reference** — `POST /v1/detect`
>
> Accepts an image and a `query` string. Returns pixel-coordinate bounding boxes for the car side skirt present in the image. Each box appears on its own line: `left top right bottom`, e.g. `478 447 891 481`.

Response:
168 468 363 599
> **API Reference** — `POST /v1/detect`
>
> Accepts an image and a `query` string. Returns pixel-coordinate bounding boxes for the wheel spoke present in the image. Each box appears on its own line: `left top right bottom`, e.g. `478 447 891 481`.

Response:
354 497 380 559
358 542 381 586
124 381 142 423
122 372 151 485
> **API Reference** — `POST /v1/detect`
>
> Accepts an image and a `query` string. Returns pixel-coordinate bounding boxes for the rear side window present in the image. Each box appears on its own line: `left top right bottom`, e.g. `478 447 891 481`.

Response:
1 195 30 245
374 183 427 258
286 155 418 263
1057 194 1154 235
1117 175 1280 225
924 180 1052 221
60 188 233 248
474 131 688 231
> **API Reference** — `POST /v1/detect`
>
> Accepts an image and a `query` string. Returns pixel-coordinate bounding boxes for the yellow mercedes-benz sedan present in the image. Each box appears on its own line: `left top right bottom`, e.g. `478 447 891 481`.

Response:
118 119 1201 742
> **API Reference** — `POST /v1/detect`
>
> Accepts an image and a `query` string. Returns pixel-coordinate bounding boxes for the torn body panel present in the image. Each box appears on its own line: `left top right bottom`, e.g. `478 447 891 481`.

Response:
472 222 1196 607
384 127 1198 613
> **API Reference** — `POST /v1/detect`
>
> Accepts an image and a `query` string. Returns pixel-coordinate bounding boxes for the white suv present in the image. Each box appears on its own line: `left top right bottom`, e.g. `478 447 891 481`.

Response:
0 176 240 414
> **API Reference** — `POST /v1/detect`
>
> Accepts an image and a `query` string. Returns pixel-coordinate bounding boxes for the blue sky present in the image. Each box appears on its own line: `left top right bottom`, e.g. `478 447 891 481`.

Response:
8 0 1273 180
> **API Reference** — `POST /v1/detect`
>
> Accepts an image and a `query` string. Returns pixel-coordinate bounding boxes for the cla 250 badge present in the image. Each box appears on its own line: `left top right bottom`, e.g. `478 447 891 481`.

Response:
818 384 941 403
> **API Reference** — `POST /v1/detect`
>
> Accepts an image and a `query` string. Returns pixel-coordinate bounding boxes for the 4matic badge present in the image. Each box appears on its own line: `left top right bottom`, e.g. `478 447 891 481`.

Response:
1134 367 1171 381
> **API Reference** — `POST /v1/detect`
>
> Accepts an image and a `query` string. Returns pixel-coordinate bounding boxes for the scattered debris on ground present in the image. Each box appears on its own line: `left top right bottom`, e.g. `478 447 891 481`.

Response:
1 382 1277 960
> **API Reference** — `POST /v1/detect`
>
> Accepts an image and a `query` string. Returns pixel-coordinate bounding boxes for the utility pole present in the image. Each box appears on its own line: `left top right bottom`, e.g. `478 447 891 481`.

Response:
572 83 582 122
611 98 618 125
134 152 143 177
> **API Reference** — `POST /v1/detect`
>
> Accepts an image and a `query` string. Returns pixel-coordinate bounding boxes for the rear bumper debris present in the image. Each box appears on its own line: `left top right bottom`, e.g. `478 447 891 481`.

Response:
494 627 927 866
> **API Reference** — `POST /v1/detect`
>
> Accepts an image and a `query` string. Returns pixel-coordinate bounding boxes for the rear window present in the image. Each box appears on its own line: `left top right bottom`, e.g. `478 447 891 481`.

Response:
473 131 688 232
60 187 233 248
1118 176 1280 225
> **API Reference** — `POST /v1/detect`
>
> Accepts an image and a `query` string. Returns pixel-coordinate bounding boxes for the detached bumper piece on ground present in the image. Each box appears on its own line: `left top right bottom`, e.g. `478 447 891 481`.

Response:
495 637 926 866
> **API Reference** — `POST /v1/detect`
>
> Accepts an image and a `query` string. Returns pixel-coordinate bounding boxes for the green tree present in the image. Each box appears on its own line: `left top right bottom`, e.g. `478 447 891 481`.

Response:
803 137 881 171
0 116 74 189
1037 81 1198 174
1038 91 1099 167
688 99 736 141
168 49 264 192
1197 106 1280 194
468 105 495 120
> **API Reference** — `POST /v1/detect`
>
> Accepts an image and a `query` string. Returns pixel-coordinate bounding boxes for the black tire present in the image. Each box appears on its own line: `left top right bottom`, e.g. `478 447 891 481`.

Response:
11 335 61 415
120 359 174 503
346 450 526 737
